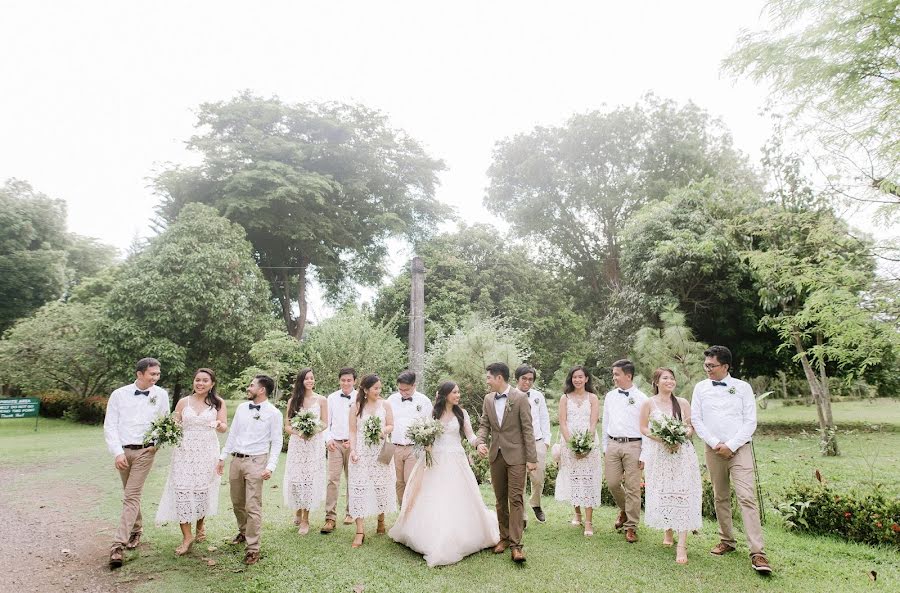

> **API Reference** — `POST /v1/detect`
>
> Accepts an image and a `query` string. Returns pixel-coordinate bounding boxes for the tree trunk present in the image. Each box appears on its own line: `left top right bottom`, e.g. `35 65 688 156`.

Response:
792 333 839 456
293 262 308 340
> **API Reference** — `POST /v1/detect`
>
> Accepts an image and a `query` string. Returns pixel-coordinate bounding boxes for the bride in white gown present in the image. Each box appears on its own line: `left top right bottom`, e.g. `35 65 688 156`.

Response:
389 381 500 567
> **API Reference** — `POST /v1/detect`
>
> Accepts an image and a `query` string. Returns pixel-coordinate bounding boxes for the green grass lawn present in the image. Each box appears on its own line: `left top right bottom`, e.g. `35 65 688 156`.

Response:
2 407 898 593
758 398 900 427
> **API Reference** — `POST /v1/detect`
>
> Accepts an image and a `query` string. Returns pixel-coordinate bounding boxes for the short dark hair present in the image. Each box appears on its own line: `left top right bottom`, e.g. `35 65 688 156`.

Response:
397 370 417 386
485 362 510 382
611 359 635 379
514 364 536 380
704 345 732 368
136 357 161 373
338 367 358 380
254 374 275 396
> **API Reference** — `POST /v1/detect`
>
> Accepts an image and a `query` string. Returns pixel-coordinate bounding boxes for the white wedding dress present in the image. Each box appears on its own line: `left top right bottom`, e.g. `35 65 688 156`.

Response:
389 410 500 567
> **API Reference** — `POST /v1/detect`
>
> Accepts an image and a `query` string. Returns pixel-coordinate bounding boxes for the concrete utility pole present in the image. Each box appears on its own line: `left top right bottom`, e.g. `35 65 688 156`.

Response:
408 256 425 386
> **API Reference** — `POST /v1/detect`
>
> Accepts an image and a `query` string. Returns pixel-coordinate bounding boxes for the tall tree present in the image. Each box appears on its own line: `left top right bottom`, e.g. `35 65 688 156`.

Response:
0 179 68 332
724 0 900 204
485 94 759 311
154 92 451 338
100 203 273 399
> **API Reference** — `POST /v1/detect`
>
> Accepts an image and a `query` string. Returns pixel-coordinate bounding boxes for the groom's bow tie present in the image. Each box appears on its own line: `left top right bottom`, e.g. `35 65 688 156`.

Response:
495 392 507 400
618 389 629 396
401 396 413 402
249 403 261 411
712 381 728 387
134 389 150 396
340 393 352 399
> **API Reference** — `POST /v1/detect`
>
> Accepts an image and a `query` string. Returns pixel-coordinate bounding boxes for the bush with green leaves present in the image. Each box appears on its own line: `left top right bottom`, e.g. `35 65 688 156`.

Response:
231 330 306 399
631 305 708 396
36 390 81 418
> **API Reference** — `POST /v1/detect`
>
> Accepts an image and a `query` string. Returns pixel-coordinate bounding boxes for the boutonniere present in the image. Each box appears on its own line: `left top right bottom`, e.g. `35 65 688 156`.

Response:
627 396 635 405
253 413 261 420
416 404 422 412
533 397 539 405
728 387 736 395
505 400 512 413
148 395 158 406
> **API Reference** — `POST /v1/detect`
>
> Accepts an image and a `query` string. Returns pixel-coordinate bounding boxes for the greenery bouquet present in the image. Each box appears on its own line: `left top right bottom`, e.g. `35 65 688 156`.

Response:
406 417 444 467
143 414 183 447
363 415 383 447
649 415 688 451
568 430 594 458
290 409 324 438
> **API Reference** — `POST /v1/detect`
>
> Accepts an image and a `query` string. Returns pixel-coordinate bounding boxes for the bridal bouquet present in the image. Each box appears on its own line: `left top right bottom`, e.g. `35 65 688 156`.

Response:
363 415 383 447
568 430 594 458
290 409 324 438
143 414 183 448
406 417 444 468
649 415 689 451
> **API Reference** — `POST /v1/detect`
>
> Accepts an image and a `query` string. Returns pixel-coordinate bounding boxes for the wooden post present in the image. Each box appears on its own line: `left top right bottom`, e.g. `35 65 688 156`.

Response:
409 256 425 387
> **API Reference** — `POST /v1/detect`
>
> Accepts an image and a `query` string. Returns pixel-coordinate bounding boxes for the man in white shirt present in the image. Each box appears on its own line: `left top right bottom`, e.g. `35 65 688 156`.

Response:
514 365 551 523
215 374 283 565
691 345 771 574
386 370 433 506
602 359 648 543
320 367 357 533
103 357 169 568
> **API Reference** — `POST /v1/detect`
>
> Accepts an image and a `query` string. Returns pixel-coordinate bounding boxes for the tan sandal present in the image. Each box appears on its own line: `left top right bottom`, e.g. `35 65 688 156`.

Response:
351 531 365 548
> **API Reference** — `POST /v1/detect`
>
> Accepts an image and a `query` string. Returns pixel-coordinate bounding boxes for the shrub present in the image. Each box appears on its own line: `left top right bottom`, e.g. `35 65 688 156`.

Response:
776 481 900 548
542 458 558 496
463 441 491 485
69 395 108 424
36 390 80 418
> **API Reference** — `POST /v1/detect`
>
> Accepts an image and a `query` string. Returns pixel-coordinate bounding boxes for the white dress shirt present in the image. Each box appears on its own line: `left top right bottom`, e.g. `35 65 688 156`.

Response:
691 375 757 452
525 388 551 442
103 383 170 456
601 385 648 453
219 400 283 472
324 389 356 442
387 391 433 445
494 386 511 425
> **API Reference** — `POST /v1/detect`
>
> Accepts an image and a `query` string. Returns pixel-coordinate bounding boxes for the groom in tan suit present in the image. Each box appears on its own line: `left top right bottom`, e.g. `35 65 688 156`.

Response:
475 362 537 563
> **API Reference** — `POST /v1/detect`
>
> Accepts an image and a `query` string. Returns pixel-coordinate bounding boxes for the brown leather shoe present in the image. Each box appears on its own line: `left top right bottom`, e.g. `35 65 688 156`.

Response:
125 531 142 550
492 541 509 554
614 511 627 530
230 533 247 545
343 514 354 525
243 550 260 565
109 546 124 569
376 518 386 535
511 548 526 563
751 554 772 574
625 528 638 543
320 519 336 534
710 542 736 555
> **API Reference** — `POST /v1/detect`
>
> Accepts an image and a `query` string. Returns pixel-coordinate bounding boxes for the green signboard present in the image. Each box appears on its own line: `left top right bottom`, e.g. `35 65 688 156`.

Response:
0 397 40 430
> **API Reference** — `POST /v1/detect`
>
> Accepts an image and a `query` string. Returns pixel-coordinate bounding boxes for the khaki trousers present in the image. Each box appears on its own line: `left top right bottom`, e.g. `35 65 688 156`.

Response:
229 454 267 552
528 439 547 507
325 443 351 520
393 445 417 506
705 443 764 554
490 450 527 549
604 439 643 529
113 446 157 549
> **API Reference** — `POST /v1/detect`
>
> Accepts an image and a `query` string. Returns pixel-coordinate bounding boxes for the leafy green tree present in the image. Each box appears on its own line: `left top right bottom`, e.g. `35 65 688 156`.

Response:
0 179 69 332
630 306 709 398
485 95 759 310
154 92 451 339
424 315 531 418
301 306 406 395
724 0 900 203
0 301 117 396
100 203 273 399
231 330 307 398
64 234 118 295
373 224 590 381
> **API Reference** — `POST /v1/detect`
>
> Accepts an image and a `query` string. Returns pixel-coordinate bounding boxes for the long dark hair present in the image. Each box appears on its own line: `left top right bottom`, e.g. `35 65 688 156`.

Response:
432 381 465 438
288 367 314 419
564 365 596 395
651 367 682 421
194 368 221 411
356 373 381 417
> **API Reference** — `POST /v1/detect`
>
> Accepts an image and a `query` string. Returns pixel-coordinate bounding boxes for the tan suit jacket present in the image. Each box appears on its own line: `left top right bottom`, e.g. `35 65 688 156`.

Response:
475 387 537 465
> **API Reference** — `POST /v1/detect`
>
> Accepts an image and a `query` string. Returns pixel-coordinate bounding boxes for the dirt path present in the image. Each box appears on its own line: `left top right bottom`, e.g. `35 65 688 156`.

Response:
0 463 134 593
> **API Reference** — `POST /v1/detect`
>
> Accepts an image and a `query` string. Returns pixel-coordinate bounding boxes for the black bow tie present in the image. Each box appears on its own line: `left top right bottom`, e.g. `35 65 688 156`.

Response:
401 397 413 402
618 389 629 396
249 404 261 411
340 393 352 399
495 392 507 400
712 381 728 387
134 389 150 396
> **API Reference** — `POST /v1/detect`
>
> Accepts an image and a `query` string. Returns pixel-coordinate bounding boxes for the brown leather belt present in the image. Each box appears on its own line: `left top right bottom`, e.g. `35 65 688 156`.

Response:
608 436 642 443
123 443 153 449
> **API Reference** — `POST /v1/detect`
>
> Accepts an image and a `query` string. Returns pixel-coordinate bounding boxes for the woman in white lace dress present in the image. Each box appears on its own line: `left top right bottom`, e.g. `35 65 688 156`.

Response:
348 373 396 548
282 368 328 534
554 365 602 536
389 381 499 566
156 368 227 556
639 367 702 564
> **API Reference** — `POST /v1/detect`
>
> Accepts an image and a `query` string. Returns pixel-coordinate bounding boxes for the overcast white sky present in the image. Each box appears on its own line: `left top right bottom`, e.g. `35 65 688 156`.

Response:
1 0 777 316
